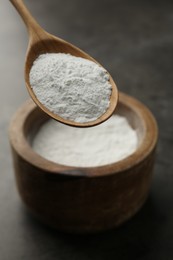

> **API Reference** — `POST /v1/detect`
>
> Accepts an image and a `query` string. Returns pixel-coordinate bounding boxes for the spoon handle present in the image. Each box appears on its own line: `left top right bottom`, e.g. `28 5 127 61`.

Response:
9 0 45 38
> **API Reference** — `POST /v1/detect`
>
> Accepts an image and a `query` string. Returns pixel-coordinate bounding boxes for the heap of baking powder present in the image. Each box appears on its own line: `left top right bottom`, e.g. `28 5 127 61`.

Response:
32 115 138 167
29 53 112 123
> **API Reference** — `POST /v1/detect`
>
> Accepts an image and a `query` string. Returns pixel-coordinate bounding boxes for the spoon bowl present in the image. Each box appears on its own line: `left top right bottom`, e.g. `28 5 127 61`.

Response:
10 0 118 127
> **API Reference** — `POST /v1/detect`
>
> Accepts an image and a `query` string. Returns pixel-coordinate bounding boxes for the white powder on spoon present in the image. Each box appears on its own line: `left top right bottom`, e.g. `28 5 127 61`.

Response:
32 115 138 167
29 53 112 123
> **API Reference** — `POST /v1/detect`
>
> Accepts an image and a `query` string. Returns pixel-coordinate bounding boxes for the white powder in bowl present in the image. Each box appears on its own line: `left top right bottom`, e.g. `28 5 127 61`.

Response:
32 115 138 167
29 53 112 123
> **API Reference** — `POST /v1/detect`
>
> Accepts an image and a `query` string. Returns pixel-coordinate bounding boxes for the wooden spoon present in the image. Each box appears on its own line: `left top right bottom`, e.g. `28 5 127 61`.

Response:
10 0 118 127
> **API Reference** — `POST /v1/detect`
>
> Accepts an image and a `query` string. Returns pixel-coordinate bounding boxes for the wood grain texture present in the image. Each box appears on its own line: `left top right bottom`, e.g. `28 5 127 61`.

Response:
9 92 158 233
9 0 118 127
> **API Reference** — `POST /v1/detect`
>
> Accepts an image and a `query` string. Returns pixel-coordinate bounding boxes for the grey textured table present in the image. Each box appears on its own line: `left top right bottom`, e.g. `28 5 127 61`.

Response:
0 0 173 259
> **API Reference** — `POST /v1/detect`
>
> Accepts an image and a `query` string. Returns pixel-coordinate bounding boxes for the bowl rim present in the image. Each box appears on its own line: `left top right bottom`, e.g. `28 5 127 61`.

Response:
9 92 158 178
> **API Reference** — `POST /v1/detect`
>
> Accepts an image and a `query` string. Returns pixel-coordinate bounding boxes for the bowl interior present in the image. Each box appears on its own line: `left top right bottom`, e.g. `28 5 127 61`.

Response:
116 102 145 147
25 99 145 155
9 92 158 176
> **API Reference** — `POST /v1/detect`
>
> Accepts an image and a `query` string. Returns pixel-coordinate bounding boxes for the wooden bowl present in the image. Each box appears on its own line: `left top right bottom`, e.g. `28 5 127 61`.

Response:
9 92 158 233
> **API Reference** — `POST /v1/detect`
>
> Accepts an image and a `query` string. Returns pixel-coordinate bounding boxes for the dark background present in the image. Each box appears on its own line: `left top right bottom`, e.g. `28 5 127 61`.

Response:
0 0 173 259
